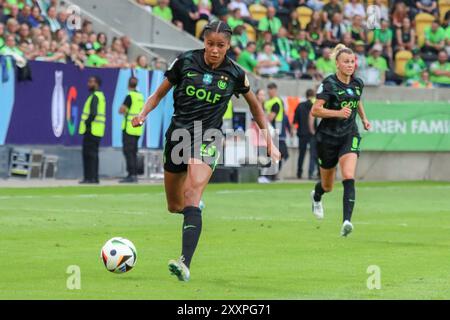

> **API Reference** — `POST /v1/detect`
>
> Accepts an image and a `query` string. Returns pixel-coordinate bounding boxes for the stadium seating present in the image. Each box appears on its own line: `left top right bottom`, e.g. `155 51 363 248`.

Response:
196 19 209 39
415 13 436 47
394 50 413 77
249 4 267 21
439 0 450 23
244 23 257 42
297 6 313 30
366 0 389 6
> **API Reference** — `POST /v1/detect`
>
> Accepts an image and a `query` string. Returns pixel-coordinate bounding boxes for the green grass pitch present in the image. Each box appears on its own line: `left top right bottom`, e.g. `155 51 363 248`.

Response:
1 181 449 299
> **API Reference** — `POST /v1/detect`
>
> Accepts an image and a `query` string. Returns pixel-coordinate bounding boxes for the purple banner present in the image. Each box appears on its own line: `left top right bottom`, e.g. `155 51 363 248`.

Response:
6 61 119 146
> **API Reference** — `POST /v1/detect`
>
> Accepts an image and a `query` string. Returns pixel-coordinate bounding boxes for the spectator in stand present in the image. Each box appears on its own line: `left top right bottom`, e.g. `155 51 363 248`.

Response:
120 36 132 55
293 46 315 79
429 50 450 87
287 10 301 39
28 5 44 28
416 0 438 18
343 0 365 21
227 7 244 30
18 22 31 44
107 37 129 68
68 42 86 69
373 19 393 65
306 0 324 12
275 26 293 70
170 0 199 36
230 24 247 58
86 47 110 68
274 0 291 30
349 15 365 43
82 19 93 35
391 2 409 29
228 0 249 19
211 0 228 21
315 46 336 77
293 30 315 60
97 32 107 48
306 11 323 54
445 11 450 56
422 19 446 56
322 0 341 22
134 54 150 70
367 44 388 84
18 4 31 24
354 40 368 81
258 6 282 37
195 0 212 20
0 23 4 48
342 32 353 49
257 42 281 77
237 41 259 73
410 70 433 88
404 48 427 85
372 0 389 21
324 12 347 47
45 6 60 33
257 30 273 51
0 33 25 64
152 0 173 22
395 17 416 51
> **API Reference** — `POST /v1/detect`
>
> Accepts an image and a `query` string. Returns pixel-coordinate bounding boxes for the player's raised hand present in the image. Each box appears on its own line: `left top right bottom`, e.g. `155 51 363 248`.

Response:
131 115 146 128
339 107 352 119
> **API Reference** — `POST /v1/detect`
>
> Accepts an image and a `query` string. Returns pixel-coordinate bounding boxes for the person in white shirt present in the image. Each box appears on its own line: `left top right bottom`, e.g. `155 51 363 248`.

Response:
344 0 365 21
229 0 250 18
257 42 281 76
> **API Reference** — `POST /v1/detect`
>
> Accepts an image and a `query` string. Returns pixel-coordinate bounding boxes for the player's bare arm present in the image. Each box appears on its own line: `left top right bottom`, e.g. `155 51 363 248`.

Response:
243 90 281 162
311 99 351 119
131 79 173 127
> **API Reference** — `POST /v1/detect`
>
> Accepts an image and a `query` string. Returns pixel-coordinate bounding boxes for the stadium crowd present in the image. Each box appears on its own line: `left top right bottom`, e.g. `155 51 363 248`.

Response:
0 0 167 70
137 0 450 87
0 0 448 87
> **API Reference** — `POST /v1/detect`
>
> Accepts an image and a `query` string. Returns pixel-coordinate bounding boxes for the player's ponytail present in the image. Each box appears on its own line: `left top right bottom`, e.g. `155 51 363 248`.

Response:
330 43 354 61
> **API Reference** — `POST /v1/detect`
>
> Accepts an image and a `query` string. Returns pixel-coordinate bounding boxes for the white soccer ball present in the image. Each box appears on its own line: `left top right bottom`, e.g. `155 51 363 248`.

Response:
100 237 137 273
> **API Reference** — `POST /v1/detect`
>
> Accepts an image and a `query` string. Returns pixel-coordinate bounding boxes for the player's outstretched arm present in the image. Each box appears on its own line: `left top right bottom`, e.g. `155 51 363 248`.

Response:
243 91 281 162
357 101 371 131
131 79 173 127
311 99 351 119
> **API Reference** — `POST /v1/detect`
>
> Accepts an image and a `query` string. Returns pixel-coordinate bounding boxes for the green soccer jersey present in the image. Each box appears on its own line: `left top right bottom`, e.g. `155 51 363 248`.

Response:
86 54 109 67
227 17 244 30
164 49 250 134
425 26 446 44
405 58 427 80
367 55 388 72
237 50 257 72
373 28 393 44
316 57 336 76
258 16 282 35
430 61 450 85
153 6 173 22
316 74 364 138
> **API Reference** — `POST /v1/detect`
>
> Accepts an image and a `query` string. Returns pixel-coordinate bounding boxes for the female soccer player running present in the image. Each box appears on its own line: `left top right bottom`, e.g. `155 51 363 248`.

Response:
310 44 371 237
132 21 280 281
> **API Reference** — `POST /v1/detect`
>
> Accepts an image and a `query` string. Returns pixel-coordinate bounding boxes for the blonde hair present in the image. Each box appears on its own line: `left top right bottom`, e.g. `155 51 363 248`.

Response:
330 43 354 61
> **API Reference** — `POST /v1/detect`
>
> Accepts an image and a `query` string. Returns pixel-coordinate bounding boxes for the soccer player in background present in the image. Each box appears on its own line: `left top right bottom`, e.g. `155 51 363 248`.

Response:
310 44 371 237
131 21 281 281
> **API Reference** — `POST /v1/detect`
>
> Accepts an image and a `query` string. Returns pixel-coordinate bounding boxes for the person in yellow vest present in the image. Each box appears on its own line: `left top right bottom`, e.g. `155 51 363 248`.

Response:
222 100 233 132
119 77 145 183
264 82 288 181
78 76 106 184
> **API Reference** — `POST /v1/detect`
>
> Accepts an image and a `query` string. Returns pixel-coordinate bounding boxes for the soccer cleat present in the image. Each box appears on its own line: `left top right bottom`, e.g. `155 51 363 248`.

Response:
310 190 324 220
341 220 354 237
168 257 190 282
199 199 205 211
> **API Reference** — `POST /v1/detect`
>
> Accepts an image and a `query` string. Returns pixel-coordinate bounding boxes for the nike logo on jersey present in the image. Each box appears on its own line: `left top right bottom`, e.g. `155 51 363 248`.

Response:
338 90 345 95
187 72 198 77
184 225 197 230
